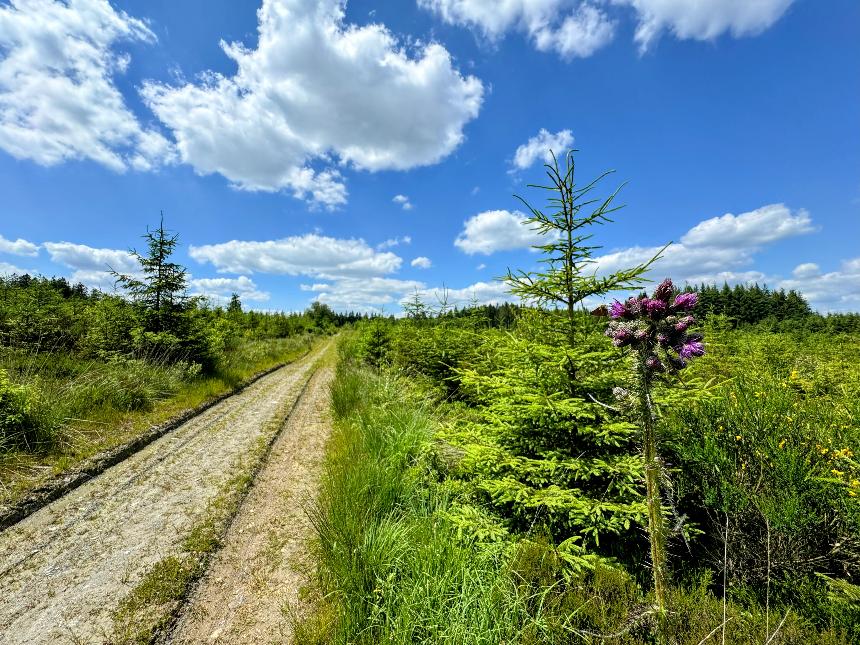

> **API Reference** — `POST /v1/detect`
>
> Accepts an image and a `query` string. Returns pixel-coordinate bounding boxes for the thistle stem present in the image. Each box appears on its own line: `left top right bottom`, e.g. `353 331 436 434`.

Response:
635 351 669 627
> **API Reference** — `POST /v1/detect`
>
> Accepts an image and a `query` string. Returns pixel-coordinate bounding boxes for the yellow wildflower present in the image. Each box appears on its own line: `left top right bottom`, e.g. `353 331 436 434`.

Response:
779 439 787 449
832 469 844 476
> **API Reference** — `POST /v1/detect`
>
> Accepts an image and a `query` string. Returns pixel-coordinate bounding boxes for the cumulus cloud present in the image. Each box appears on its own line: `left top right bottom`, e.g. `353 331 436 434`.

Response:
792 262 819 279
377 236 411 250
455 209 545 255
0 260 31 275
419 0 793 56
615 0 795 51
0 233 39 256
42 240 139 291
44 241 137 273
413 280 514 307
142 0 483 208
190 276 270 303
779 258 860 313
680 203 814 248
419 0 616 58
592 202 859 312
189 234 402 279
411 256 432 269
594 204 813 278
393 194 414 210
0 0 175 172
305 276 426 313
511 128 574 171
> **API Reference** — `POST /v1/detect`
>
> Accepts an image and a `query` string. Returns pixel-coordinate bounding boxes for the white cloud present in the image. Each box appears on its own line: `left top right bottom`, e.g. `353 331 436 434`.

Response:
44 241 137 273
413 280 514 307
393 194 414 210
792 262 819 279
0 233 39 256
0 0 175 171
592 202 860 312
420 0 792 56
680 203 814 248
455 209 545 255
305 276 426 313
377 236 411 250
476 263 486 270
778 258 860 314
0 260 31 275
419 0 615 59
411 256 432 269
190 276 270 303
142 0 483 208
511 128 574 171
42 240 140 292
594 204 813 278
615 0 795 51
189 234 402 279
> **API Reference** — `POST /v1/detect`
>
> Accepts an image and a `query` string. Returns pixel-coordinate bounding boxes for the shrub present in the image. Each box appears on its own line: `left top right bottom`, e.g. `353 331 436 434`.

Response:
0 368 47 450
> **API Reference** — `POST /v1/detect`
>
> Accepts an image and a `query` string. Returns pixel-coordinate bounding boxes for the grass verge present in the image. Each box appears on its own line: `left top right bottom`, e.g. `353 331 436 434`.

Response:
296 337 851 644
0 335 317 512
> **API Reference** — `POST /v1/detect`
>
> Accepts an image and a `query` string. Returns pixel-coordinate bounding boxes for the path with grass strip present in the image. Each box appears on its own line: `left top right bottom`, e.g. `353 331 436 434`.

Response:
171 365 334 644
0 341 330 644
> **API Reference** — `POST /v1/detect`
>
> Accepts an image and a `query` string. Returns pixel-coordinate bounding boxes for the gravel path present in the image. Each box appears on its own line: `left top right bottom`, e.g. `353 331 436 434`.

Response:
172 366 334 644
0 345 327 644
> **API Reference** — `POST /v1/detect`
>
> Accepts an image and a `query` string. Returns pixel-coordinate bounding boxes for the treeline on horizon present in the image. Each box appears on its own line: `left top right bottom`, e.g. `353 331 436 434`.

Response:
435 283 860 333
0 273 357 365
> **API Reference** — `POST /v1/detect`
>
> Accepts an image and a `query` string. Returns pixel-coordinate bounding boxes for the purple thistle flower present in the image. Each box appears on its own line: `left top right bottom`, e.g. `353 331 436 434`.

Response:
645 354 664 372
652 278 674 303
673 292 698 310
610 300 626 319
643 298 667 317
679 340 705 359
656 332 669 347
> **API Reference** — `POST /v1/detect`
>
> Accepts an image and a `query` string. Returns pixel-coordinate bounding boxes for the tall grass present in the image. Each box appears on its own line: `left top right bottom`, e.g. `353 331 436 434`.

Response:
300 337 850 644
0 334 315 502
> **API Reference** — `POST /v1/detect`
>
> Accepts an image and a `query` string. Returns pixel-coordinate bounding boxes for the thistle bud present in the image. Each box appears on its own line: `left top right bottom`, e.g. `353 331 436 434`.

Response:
652 278 674 303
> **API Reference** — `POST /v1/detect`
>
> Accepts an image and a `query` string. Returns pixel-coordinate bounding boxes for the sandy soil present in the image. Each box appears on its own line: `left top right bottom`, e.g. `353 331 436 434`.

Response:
0 345 327 644
171 366 333 645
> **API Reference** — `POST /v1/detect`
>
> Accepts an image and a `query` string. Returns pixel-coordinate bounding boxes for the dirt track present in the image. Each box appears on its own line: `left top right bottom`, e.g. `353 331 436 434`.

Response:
172 366 333 644
0 344 327 644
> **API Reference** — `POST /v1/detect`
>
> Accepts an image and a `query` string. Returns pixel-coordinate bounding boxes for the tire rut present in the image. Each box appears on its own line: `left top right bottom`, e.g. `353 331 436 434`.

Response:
0 343 328 644
170 366 334 644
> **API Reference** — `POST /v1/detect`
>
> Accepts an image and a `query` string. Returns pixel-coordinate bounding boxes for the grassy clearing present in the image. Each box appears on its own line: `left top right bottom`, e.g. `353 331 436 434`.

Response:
297 336 852 644
0 335 316 507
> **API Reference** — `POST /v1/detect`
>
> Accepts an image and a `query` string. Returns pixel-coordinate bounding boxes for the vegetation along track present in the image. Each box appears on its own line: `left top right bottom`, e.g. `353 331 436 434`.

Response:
0 340 331 644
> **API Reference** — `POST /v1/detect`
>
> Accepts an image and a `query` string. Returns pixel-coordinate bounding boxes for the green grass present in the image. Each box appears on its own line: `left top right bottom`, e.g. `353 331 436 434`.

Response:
297 334 853 644
0 334 316 506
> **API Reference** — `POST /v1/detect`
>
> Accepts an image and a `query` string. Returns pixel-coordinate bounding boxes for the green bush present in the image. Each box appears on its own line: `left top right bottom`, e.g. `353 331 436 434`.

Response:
0 368 48 450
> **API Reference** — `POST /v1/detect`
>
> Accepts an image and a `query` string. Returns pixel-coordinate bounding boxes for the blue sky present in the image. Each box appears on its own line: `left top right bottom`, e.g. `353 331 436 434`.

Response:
0 0 858 313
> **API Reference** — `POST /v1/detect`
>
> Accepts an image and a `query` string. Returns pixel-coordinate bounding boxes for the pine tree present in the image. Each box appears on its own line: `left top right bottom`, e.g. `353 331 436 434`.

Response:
451 151 665 569
111 215 189 334
505 151 662 347
227 292 242 315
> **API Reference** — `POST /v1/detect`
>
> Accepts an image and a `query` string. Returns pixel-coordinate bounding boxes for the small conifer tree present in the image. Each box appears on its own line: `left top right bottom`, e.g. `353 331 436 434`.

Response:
505 151 662 348
111 214 189 335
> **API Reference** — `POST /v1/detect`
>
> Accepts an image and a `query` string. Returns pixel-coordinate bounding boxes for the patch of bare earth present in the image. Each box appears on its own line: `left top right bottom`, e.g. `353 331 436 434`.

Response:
171 366 334 645
0 344 327 645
